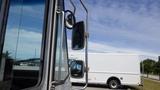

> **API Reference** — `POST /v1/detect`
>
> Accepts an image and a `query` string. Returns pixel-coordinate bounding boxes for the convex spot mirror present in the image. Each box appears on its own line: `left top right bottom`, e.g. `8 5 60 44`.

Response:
65 10 76 29
70 60 84 78
72 21 85 50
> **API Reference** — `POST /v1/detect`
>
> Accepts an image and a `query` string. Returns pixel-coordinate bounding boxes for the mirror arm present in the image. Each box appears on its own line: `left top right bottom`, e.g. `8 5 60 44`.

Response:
71 0 88 89
79 0 88 35
69 0 76 15
80 0 89 89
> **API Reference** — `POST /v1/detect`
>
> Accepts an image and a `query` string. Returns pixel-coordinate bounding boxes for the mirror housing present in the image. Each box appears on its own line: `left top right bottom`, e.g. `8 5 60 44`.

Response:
70 60 84 78
72 21 85 50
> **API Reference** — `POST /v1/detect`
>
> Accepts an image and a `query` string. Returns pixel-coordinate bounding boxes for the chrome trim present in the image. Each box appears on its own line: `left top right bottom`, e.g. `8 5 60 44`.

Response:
48 0 58 89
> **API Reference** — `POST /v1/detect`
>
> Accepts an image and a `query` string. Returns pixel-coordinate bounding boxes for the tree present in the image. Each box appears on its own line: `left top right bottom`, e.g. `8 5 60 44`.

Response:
141 59 156 77
153 61 160 80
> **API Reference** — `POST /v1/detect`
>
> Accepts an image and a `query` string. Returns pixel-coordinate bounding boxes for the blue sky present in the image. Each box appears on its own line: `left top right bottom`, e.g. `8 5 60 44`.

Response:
65 0 160 59
8 0 45 33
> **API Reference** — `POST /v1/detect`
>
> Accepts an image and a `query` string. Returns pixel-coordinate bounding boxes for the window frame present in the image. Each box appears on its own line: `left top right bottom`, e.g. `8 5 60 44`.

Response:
51 11 70 86
0 0 10 58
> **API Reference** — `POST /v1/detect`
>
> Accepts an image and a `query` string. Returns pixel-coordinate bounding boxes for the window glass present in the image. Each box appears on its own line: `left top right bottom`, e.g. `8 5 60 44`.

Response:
54 13 69 81
0 0 45 89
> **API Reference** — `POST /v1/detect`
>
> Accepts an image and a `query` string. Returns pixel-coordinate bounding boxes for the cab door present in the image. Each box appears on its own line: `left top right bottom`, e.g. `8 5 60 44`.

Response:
0 0 71 89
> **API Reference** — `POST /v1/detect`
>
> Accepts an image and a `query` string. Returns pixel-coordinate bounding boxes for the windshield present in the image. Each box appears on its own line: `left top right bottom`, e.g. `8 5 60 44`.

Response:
0 0 46 89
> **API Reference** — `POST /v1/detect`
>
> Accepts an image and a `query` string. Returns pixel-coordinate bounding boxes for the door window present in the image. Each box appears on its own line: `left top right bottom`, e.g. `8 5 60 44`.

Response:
0 0 46 89
53 13 69 81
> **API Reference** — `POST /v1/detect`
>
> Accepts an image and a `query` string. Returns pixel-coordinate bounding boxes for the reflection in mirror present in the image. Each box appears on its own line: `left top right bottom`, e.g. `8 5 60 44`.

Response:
70 60 84 78
72 21 85 50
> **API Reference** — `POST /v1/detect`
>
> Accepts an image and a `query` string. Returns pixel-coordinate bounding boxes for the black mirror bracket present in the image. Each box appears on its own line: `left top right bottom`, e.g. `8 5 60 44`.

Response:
68 0 89 89
85 32 89 38
69 0 76 14
80 0 89 89
73 0 89 90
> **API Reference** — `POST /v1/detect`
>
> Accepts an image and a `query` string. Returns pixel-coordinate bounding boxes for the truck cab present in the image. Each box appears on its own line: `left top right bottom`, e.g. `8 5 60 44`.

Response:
0 0 88 90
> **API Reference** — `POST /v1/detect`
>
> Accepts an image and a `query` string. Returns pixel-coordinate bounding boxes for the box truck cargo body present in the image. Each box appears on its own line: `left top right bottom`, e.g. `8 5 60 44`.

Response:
70 53 141 89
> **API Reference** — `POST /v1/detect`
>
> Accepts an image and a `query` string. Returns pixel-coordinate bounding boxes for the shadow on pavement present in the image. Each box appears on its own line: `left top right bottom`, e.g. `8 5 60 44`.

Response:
72 83 140 90
72 83 107 89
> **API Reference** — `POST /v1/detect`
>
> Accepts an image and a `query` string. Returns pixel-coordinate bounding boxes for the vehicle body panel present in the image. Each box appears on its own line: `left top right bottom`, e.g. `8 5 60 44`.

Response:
70 53 141 86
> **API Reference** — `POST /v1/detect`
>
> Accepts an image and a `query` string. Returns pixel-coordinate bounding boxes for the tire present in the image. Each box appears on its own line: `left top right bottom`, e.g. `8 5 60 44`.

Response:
108 79 120 89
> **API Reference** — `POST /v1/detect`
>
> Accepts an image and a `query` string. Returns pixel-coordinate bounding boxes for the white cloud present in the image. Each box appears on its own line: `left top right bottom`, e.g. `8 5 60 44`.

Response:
3 29 42 60
67 39 159 56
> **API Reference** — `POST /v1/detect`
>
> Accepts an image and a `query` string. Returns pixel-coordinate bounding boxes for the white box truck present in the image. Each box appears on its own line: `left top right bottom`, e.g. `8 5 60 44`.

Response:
70 53 141 89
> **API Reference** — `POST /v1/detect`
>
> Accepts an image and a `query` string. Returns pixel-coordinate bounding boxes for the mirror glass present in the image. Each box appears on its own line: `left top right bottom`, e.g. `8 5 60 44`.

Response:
70 60 84 78
72 21 85 50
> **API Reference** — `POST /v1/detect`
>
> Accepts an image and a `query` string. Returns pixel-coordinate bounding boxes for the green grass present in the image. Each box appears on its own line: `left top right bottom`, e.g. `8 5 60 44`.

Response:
136 78 160 90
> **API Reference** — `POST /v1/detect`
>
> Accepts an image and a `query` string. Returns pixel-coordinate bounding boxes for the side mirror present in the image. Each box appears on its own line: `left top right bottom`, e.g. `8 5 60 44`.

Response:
72 21 85 50
70 60 84 78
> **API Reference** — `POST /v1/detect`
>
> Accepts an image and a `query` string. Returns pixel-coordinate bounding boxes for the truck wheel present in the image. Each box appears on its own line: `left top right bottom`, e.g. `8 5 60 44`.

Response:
108 79 120 89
